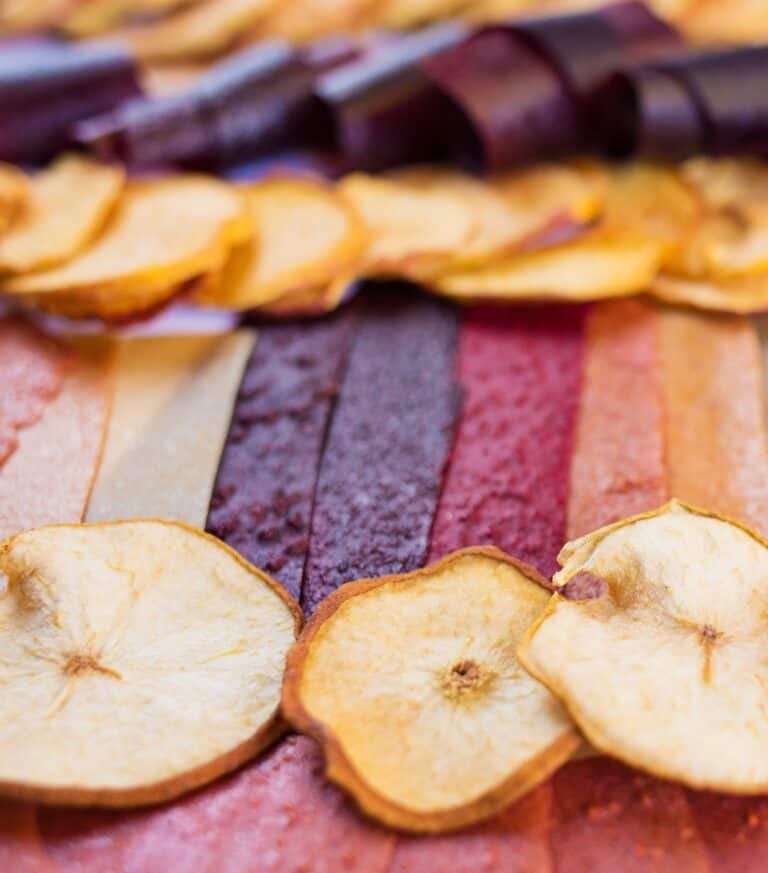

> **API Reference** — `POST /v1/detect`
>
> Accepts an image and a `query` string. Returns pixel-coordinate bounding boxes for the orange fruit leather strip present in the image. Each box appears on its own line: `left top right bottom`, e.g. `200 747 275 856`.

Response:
0 338 112 541
551 298 710 873
659 308 768 871
660 307 768 537
566 299 667 540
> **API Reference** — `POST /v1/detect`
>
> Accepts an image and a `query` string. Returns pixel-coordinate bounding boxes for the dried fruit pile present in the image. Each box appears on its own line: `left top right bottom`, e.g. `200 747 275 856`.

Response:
4 155 768 320
4 0 764 57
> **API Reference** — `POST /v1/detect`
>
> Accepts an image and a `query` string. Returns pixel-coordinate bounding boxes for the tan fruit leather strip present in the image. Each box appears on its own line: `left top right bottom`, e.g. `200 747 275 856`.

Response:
0 338 112 542
567 299 667 539
0 802 54 873
85 331 254 528
660 307 768 536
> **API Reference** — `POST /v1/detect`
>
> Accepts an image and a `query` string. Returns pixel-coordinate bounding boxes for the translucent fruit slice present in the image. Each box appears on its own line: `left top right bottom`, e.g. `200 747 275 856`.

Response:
0 163 28 234
0 520 300 806
518 500 768 794
196 178 365 311
337 173 475 278
430 232 663 302
651 272 768 313
282 547 581 833
0 155 124 275
2 175 250 319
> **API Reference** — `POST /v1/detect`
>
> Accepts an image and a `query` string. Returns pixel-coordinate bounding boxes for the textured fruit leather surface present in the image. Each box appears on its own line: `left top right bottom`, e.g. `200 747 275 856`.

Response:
6 293 768 870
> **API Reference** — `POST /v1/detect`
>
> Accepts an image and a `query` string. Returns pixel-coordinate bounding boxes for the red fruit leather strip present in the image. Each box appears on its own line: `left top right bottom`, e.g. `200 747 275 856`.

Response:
428 304 584 578
661 310 768 870
390 784 554 873
660 307 768 537
39 736 395 873
206 311 358 600
0 318 66 467
301 286 460 614
567 299 666 540
0 802 54 873
550 759 710 873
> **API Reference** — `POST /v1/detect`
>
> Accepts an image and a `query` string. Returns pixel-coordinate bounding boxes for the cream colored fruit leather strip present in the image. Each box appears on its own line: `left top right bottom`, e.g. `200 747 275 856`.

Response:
0 337 113 541
86 331 254 527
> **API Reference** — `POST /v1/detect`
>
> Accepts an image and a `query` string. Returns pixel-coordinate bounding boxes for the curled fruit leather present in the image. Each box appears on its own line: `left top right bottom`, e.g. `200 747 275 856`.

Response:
593 45 768 159
0 41 141 164
78 37 358 169
419 1 680 169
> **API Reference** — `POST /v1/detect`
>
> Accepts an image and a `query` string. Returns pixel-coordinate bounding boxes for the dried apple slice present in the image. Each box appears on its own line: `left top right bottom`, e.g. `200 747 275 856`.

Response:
283 547 581 833
430 232 663 303
651 272 768 313
518 500 768 794
0 520 301 807
0 164 28 234
0 155 124 275
337 173 475 279
2 176 250 319
196 178 365 311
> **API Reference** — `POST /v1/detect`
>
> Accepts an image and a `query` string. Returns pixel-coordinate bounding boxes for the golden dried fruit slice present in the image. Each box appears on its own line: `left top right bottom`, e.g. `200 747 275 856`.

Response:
0 155 124 275
196 178 365 311
0 520 300 806
256 273 354 317
375 0 468 28
337 173 475 279
430 232 663 302
124 0 278 61
2 176 249 319
283 547 581 833
259 0 378 42
651 272 768 313
0 163 28 234
518 500 768 794
62 0 195 36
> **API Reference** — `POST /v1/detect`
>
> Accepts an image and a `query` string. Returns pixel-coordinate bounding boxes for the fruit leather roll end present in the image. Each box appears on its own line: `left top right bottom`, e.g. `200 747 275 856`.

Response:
0 41 141 164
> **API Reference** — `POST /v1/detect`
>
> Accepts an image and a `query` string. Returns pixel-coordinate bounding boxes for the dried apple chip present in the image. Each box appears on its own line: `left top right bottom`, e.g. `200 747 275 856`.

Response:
0 520 301 807
0 163 28 234
0 155 124 275
651 272 768 313
196 178 364 311
430 232 663 303
283 547 581 833
2 176 249 319
337 173 475 279
518 500 768 794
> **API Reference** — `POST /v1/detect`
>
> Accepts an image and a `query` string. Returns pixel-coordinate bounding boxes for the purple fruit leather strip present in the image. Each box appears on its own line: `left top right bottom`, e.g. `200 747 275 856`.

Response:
300 286 461 614
206 311 358 600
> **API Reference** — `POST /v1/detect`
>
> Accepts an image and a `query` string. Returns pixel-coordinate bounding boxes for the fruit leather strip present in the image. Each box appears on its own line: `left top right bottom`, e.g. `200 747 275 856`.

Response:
428 304 584 579
684 791 768 873
550 758 709 873
0 318 66 467
567 300 666 540
660 308 768 537
86 332 254 531
38 736 395 873
0 42 141 164
0 802 52 873
0 338 111 541
315 22 469 171
389 784 554 873
207 312 358 601
301 287 460 614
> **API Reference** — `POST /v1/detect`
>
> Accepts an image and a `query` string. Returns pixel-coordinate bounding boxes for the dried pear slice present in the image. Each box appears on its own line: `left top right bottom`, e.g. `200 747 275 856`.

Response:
0 155 124 275
651 272 768 313
2 176 250 319
196 178 365 311
337 173 475 279
283 547 581 833
0 163 28 234
518 500 768 794
430 232 663 302
0 520 300 807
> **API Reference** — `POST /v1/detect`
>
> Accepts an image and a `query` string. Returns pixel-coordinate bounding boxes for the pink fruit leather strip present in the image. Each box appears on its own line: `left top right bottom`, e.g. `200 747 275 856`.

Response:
428 304 584 578
207 312 358 600
566 299 666 539
39 737 395 873
301 287 460 614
